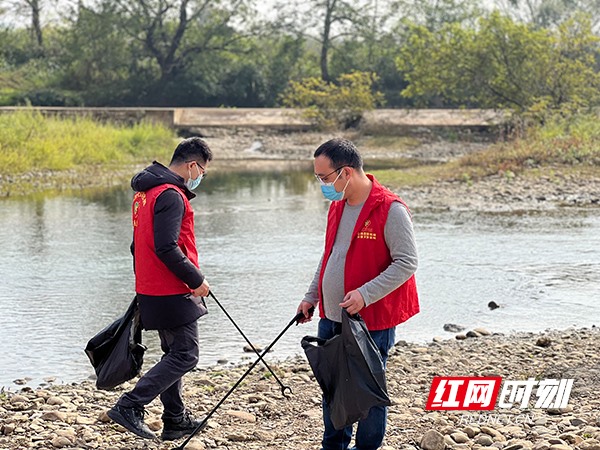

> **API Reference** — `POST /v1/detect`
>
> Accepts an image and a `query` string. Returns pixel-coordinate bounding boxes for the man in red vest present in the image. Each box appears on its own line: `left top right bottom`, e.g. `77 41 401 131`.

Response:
297 138 419 450
108 137 212 441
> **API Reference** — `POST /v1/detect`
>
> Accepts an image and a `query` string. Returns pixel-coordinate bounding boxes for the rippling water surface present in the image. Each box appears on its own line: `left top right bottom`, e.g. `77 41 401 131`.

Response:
0 170 598 388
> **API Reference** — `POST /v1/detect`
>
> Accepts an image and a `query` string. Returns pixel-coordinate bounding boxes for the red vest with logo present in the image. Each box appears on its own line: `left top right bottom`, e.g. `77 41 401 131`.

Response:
132 184 199 296
318 175 420 330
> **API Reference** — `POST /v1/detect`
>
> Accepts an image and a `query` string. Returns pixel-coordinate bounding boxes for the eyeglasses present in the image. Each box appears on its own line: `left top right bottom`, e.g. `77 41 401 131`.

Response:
314 165 348 185
186 160 207 179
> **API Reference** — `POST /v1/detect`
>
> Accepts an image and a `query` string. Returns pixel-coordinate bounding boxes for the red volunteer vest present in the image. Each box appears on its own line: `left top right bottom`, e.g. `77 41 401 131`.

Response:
318 175 420 331
132 184 199 296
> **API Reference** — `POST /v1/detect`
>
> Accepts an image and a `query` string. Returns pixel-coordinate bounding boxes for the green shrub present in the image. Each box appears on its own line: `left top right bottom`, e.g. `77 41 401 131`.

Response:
11 89 84 107
397 13 600 114
281 71 385 130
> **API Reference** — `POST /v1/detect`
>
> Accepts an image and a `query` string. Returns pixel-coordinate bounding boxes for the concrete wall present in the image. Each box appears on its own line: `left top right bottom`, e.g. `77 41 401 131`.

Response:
174 108 310 130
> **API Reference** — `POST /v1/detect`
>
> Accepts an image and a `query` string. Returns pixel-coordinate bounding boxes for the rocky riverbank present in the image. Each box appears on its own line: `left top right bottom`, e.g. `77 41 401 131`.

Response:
1 326 598 450
0 128 456 197
405 169 600 212
3 128 599 211
203 129 600 211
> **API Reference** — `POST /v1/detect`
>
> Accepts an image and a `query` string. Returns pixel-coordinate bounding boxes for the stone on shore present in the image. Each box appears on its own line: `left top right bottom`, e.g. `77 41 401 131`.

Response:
421 430 445 450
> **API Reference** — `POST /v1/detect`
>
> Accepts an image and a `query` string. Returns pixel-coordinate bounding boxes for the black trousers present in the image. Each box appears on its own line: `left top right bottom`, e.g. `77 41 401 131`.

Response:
118 319 199 419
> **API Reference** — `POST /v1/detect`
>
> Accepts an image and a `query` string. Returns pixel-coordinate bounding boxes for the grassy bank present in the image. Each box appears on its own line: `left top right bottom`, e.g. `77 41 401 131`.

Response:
371 113 600 188
0 111 176 176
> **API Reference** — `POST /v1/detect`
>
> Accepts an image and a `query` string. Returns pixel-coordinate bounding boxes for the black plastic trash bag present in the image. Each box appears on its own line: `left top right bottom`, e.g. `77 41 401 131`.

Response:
301 310 391 430
84 297 146 390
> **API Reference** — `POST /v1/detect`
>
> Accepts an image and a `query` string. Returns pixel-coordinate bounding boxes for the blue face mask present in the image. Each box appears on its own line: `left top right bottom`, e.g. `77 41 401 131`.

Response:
320 170 349 201
321 184 344 201
186 164 203 191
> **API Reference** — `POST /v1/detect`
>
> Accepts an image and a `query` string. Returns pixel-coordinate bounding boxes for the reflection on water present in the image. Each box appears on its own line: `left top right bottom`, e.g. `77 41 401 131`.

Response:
0 171 598 389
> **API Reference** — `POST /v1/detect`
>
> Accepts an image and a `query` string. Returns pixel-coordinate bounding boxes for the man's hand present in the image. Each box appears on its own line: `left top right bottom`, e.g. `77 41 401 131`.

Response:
340 290 365 315
296 300 315 324
192 279 210 297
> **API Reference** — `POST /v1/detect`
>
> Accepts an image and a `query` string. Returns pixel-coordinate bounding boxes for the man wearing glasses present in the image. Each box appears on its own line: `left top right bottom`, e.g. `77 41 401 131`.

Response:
108 137 212 441
297 138 420 450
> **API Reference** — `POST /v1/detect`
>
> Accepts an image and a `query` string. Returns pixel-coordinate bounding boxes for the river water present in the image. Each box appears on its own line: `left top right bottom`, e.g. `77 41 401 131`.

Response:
0 169 598 389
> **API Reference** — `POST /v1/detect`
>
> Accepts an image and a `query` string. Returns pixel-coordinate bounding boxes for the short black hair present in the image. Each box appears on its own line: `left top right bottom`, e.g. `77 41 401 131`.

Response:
170 137 213 165
314 138 363 169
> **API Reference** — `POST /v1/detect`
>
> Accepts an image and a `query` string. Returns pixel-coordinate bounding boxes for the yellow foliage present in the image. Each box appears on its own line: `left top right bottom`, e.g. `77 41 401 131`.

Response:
281 71 384 130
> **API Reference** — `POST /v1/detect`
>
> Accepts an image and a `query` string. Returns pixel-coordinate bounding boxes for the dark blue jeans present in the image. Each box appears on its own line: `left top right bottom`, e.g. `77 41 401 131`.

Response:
118 319 199 420
318 317 395 450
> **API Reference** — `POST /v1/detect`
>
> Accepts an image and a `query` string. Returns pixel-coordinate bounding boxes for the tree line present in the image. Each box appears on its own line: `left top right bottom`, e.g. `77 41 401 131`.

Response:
0 0 598 114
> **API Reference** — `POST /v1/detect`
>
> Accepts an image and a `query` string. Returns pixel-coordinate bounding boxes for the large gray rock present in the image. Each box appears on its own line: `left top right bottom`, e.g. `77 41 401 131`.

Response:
421 430 446 450
452 432 471 444
477 435 495 446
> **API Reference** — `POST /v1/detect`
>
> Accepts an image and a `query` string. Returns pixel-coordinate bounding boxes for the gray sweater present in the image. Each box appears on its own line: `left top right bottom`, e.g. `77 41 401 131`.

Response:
303 201 418 323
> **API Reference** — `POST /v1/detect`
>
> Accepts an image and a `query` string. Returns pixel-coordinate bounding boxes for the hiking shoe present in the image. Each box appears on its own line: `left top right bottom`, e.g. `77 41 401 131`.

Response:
107 404 156 439
161 410 207 441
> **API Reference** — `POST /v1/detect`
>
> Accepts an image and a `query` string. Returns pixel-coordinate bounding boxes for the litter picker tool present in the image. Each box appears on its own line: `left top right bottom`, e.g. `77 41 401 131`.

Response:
208 290 292 396
171 308 311 450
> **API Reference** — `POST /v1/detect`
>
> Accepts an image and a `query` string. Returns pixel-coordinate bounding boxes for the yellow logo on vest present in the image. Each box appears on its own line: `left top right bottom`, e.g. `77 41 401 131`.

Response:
132 192 147 228
358 219 377 240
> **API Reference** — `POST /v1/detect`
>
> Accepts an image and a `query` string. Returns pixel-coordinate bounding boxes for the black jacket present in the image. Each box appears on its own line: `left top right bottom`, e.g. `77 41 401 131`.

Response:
131 162 207 330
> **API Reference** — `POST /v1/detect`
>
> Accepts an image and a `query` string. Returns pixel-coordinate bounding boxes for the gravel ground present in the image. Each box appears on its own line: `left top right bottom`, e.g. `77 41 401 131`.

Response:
1 327 598 450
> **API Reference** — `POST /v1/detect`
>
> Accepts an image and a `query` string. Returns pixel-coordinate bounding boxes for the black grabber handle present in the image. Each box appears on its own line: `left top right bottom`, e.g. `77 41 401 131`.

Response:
171 308 310 450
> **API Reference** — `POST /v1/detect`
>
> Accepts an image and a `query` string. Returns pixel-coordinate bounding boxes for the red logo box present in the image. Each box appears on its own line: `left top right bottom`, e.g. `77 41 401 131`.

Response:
426 376 503 410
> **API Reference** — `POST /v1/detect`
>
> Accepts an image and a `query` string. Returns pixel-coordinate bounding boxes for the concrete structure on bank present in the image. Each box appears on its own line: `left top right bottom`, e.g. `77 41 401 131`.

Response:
0 107 509 134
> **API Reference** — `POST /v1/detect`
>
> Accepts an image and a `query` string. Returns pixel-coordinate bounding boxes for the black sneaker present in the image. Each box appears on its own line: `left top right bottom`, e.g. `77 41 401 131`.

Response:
107 404 156 439
161 411 207 441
